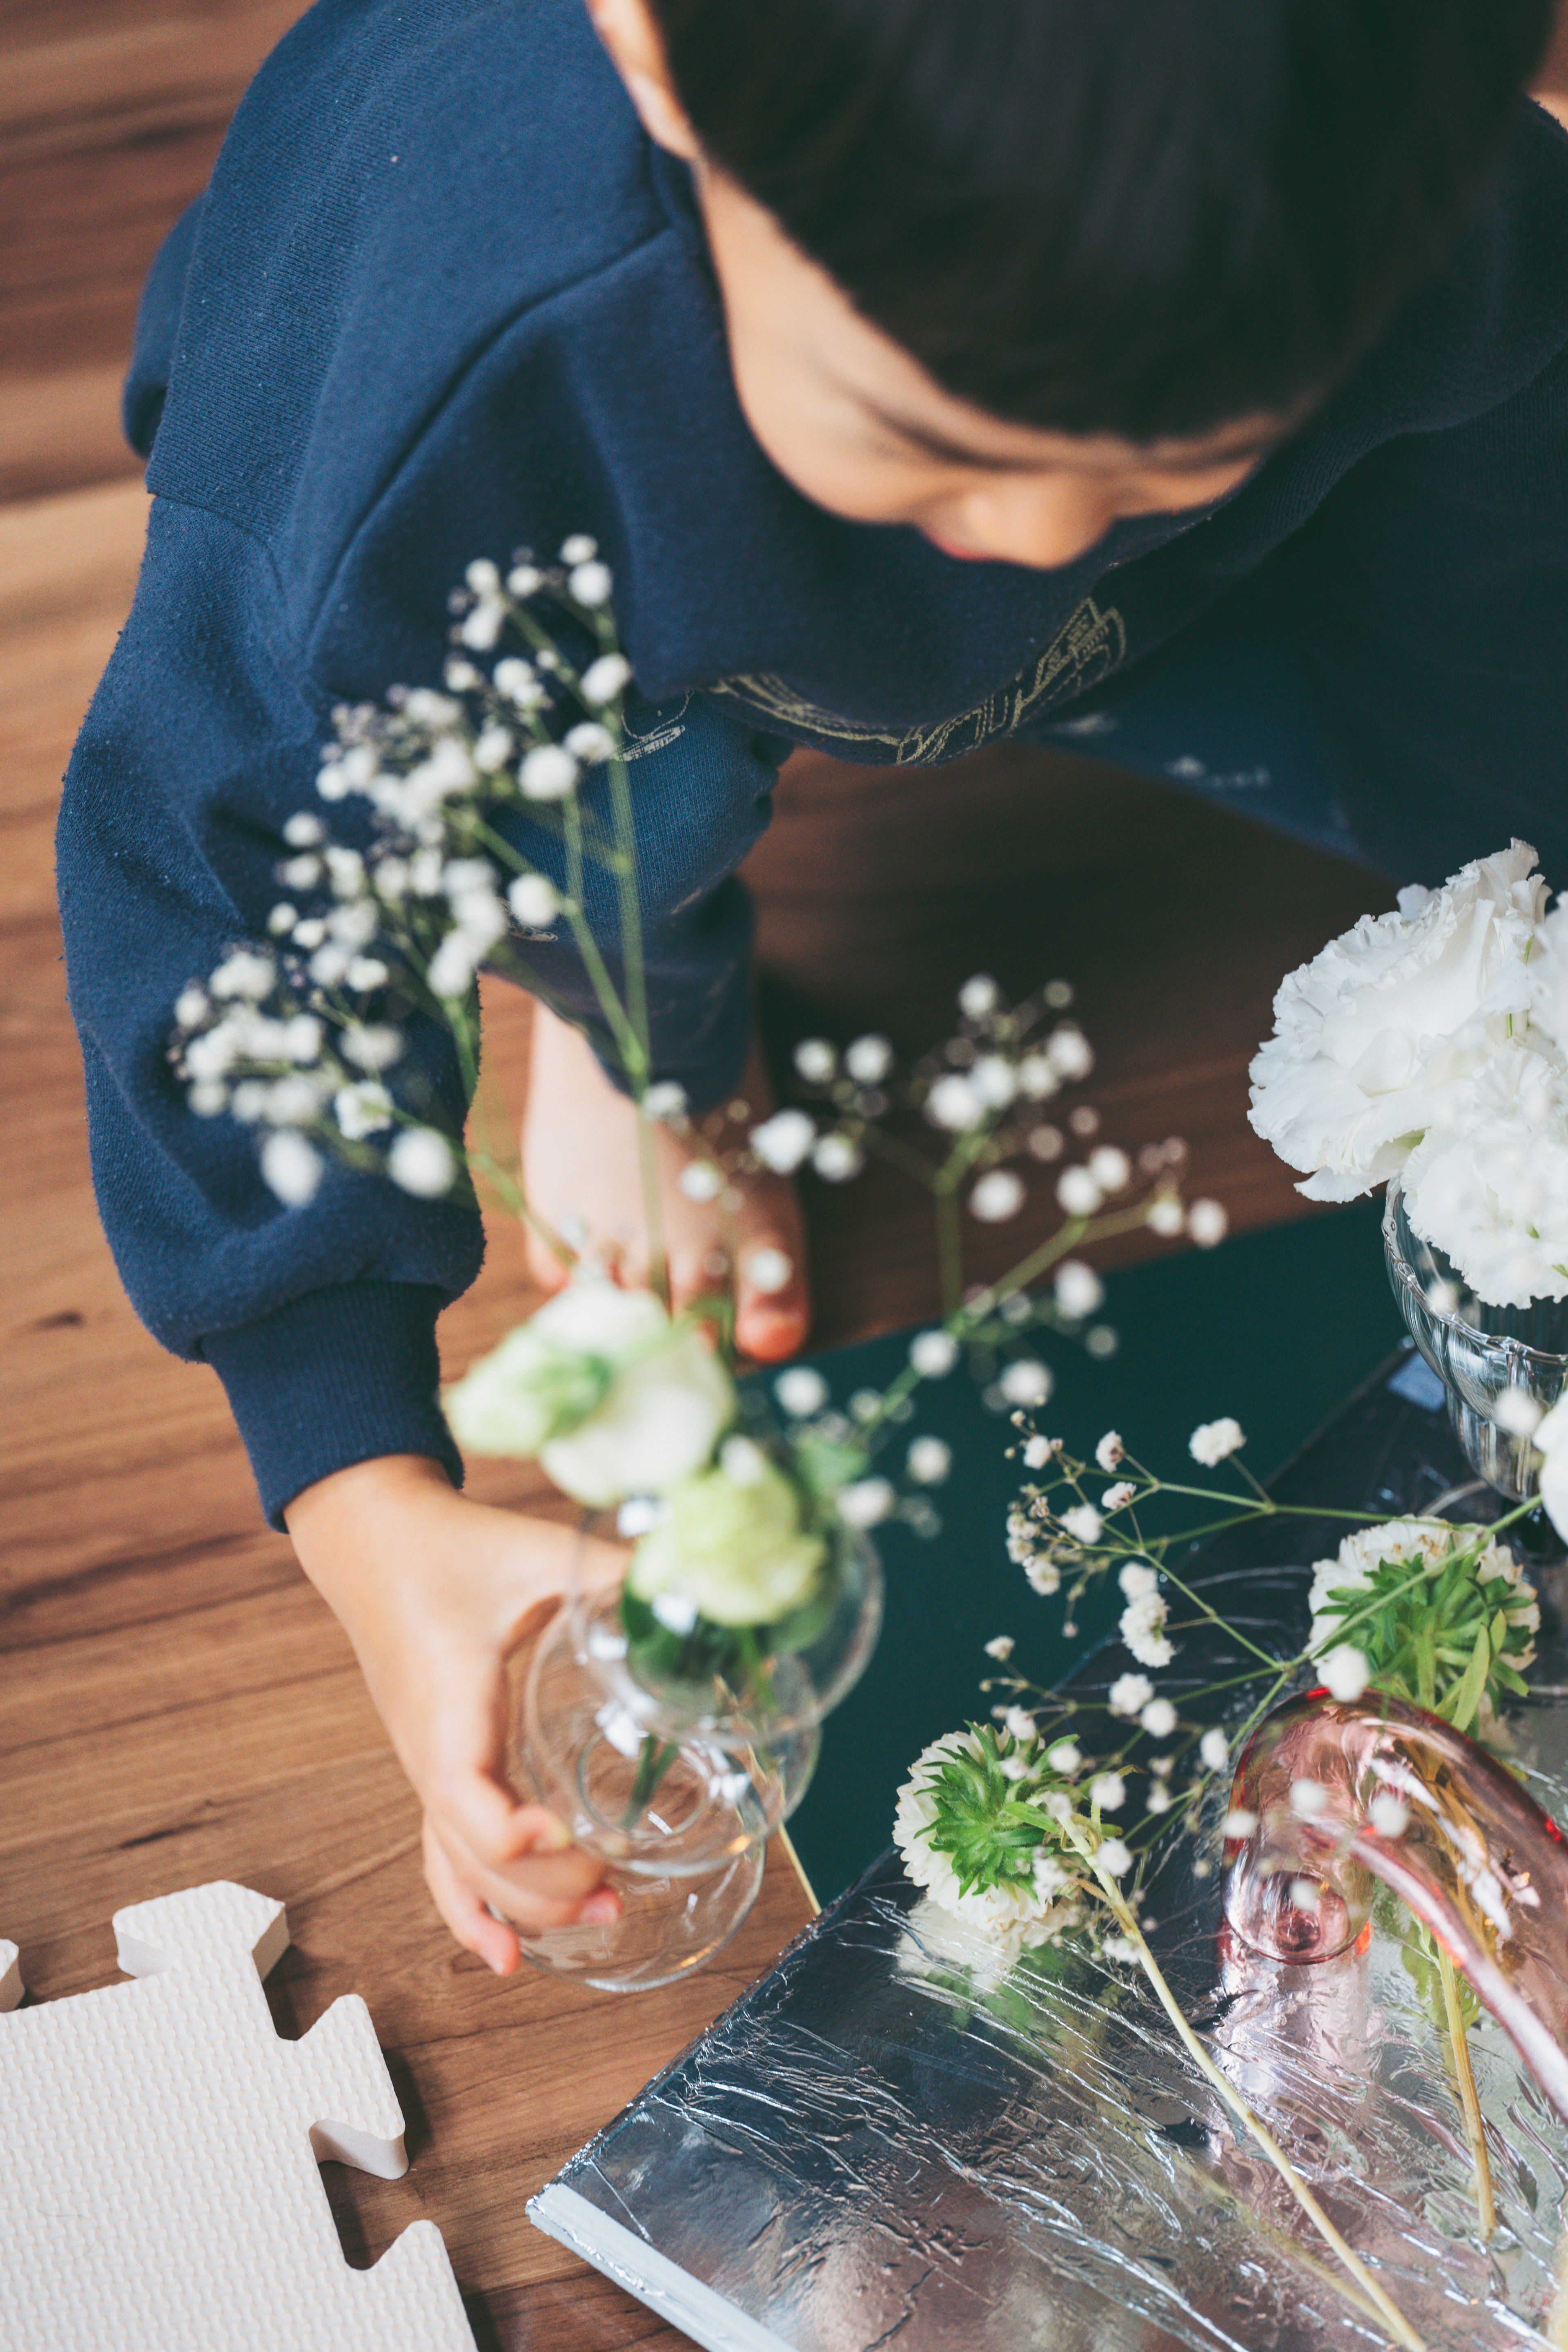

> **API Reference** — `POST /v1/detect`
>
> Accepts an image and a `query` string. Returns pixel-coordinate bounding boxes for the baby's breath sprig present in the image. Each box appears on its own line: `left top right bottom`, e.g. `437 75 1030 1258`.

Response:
895 1725 1427 2352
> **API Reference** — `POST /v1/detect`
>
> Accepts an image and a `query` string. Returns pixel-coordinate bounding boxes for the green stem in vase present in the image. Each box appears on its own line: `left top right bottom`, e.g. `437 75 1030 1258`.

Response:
623 1734 682 1831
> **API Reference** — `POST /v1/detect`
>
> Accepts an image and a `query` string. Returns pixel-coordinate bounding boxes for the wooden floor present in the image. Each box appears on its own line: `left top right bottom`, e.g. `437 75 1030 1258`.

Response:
3 9 1565 2348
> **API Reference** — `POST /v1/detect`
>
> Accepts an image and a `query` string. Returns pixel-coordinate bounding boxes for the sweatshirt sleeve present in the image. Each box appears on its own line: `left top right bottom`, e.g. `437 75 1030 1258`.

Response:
57 497 480 1525
1275 328 1568 888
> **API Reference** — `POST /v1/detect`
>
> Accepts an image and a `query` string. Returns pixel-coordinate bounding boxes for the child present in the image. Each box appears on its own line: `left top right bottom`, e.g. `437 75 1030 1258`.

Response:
59 0 1566 1967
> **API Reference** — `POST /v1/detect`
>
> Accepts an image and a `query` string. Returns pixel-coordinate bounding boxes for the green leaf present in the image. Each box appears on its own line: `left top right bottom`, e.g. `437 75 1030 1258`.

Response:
1446 1619 1492 1735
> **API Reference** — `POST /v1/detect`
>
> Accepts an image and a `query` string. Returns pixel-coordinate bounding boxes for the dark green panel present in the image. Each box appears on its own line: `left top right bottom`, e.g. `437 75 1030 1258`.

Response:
773 1200 1404 1907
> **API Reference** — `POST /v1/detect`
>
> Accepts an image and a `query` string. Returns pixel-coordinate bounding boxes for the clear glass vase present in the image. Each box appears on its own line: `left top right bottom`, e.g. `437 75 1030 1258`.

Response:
1383 1173 1568 1510
506 1519 882 1993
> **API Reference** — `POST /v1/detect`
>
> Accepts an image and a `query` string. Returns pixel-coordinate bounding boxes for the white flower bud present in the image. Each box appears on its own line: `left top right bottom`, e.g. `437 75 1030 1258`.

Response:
580 652 632 704
1118 1561 1157 1599
465 558 501 596
909 1328 959 1378
1089 1773 1127 1814
333 1082 394 1139
520 744 579 801
559 534 597 564
907 1436 951 1485
282 812 325 847
958 974 999 1018
1108 1672 1154 1718
1290 1778 1331 1819
676 1161 724 1205
970 1055 1017 1109
187 1080 227 1117
970 1169 1025 1222
210 951 275 1002
1146 1193 1185 1236
1056 1166 1102 1216
1061 1503 1102 1544
811 1132 864 1182
844 1033 893 1085
175 987 209 1029
564 721 615 764
388 1127 457 1196
503 872 557 929
926 1073 984 1131
1000 1358 1052 1408
1088 1145 1130 1193
775 1365 828 1418
459 599 503 650
506 564 543 598
1017 1053 1059 1100
635 1082 684 1125
750 1108 815 1172
341 1023 403 1072
1054 1260 1104 1318
474 724 515 773
1140 1697 1177 1738
1368 1792 1410 1838
793 1037 836 1083
743 1246 794 1296
838 1477 895 1529
1319 1644 1371 1703
1187 1198 1228 1247
1198 1728 1229 1772
1046 1025 1094 1079
493 657 543 707
1189 1417 1245 1466
568 560 613 606
260 1129 322 1206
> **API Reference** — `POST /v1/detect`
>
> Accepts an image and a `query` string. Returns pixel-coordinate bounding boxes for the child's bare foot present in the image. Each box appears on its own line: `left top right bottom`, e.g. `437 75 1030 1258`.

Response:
519 1003 811 1362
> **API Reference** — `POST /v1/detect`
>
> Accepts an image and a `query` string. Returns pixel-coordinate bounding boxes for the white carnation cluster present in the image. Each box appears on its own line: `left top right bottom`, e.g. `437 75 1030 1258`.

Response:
169 541 637 1207
1250 840 1568 1308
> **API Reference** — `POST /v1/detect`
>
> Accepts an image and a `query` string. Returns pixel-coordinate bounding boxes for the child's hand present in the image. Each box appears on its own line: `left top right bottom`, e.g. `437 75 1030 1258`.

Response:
285 1452 621 1972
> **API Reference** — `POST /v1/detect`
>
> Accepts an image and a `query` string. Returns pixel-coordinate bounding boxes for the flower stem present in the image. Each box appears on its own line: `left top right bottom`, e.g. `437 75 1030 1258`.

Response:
1437 1942 1496 2237
622 1734 681 1830
1094 1873 1428 2352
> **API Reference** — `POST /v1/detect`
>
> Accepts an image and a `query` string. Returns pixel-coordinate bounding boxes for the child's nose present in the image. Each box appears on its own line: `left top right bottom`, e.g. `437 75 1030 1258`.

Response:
955 477 1120 572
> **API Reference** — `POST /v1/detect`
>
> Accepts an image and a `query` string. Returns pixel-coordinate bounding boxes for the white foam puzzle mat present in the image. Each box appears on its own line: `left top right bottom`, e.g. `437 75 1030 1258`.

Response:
0 1880 476 2350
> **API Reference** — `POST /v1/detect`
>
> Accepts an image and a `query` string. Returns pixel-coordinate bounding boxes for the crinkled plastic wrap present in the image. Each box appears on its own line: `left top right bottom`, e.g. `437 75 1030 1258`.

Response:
533 1355 1568 2350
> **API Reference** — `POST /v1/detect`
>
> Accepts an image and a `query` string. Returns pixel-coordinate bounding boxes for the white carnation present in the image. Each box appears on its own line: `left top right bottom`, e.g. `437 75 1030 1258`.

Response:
1399 1046 1568 1307
1249 840 1546 1201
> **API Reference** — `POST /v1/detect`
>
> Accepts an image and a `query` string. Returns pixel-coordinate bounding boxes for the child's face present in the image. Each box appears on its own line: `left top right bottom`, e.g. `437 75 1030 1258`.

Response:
698 166 1283 572
590 0 1287 572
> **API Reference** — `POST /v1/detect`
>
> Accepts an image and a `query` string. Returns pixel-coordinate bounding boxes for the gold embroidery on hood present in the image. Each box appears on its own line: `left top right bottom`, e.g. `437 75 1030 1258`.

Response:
709 595 1126 764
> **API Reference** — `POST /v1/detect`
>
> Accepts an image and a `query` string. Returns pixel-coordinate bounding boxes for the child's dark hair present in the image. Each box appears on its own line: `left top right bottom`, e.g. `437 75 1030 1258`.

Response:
650 0 1555 440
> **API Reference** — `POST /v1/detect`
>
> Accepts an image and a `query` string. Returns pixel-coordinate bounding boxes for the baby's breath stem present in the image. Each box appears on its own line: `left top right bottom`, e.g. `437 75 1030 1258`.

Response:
1091 1869 1427 2352
936 1191 965 1319
1437 1943 1496 2236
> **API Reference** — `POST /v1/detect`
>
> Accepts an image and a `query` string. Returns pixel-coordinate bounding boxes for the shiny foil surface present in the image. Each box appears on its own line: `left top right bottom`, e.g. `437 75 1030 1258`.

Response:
539 1356 1568 2350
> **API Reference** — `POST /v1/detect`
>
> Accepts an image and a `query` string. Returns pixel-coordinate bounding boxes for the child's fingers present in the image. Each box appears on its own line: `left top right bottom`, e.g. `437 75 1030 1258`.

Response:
421 1817 521 1974
430 1804 620 1938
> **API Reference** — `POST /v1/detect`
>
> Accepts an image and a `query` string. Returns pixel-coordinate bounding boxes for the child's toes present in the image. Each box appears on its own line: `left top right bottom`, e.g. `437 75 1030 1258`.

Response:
735 1236 811 1361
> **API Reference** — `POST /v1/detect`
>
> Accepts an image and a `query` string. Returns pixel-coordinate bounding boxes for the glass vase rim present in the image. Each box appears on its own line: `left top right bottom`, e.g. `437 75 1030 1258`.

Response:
1383 1172 1568 1372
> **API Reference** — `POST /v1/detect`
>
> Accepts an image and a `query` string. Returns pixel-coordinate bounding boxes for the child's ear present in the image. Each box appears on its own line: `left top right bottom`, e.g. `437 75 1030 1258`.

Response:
586 0 701 160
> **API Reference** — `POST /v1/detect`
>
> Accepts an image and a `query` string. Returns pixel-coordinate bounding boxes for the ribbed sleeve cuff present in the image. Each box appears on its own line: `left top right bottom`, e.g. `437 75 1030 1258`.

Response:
201 1280 463 1528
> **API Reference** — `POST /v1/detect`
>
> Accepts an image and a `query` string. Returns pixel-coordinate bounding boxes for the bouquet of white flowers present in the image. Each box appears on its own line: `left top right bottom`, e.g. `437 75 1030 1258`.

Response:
1247 840 1568 1305
1248 840 1568 1541
167 539 1220 1982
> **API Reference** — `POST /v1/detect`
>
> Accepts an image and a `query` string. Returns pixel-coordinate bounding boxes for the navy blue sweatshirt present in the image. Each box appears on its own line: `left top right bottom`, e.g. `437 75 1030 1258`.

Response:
58 0 1568 1523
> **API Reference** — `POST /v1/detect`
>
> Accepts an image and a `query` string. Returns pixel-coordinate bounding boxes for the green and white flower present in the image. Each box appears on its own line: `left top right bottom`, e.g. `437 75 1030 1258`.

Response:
627 1441 826 1629
444 1279 734 1506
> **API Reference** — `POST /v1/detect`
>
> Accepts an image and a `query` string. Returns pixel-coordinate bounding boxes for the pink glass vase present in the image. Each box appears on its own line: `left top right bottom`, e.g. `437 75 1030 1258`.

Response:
1222 1689 1568 2122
